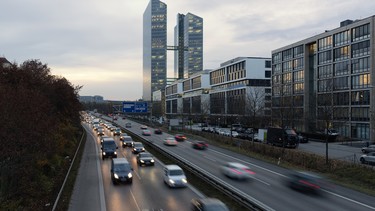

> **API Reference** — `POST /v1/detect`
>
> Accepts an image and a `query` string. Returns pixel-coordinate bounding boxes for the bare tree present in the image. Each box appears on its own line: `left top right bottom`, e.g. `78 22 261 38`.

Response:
245 87 266 128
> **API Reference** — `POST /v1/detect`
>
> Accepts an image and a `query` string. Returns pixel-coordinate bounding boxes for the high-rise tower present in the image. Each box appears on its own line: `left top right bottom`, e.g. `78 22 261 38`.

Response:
143 0 167 101
174 13 203 79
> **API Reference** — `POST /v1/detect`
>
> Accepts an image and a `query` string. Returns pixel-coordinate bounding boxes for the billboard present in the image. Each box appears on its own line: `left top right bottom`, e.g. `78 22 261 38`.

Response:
123 101 148 113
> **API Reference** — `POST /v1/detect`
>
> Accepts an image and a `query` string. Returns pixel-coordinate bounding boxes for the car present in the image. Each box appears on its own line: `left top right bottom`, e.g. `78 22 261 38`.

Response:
113 128 121 136
125 122 132 128
175 134 187 142
140 125 148 130
100 135 110 145
142 129 151 136
361 145 375 153
287 171 323 194
121 136 134 148
154 128 163 134
111 158 133 185
132 142 145 154
109 126 116 131
119 133 128 140
164 137 178 146
137 152 155 166
360 152 375 165
163 165 187 187
192 141 208 150
191 198 229 211
101 138 118 160
97 128 105 136
221 162 255 180
297 134 308 143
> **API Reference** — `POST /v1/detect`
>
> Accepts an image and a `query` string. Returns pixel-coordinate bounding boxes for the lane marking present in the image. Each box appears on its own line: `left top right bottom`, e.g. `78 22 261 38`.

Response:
323 190 375 210
130 190 141 211
187 183 206 198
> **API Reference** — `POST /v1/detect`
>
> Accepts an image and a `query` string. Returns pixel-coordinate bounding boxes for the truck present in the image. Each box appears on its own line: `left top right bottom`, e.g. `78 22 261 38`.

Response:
266 127 298 148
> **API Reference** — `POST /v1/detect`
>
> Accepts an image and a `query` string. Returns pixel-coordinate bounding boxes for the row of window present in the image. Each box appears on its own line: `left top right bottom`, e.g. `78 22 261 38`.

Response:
318 56 370 78
317 74 370 92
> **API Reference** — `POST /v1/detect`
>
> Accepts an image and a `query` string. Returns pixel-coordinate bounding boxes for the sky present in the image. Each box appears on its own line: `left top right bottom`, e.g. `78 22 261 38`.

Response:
1 0 374 101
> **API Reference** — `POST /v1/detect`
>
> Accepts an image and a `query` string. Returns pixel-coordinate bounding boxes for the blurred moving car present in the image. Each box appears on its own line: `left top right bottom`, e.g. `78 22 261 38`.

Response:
191 198 229 211
137 152 155 166
164 137 178 146
297 134 308 143
140 125 148 130
111 158 133 185
361 145 375 153
142 129 151 136
221 162 255 180
132 142 145 154
163 165 187 187
360 152 375 165
287 171 323 194
154 128 163 134
121 136 134 148
125 122 132 128
192 141 208 150
175 134 187 142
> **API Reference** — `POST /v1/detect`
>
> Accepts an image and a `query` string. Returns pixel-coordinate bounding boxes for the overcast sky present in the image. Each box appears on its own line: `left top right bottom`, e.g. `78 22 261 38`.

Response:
1 0 374 101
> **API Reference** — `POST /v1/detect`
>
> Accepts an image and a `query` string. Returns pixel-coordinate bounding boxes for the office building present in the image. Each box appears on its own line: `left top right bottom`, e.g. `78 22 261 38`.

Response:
271 15 374 141
143 0 167 101
174 13 203 79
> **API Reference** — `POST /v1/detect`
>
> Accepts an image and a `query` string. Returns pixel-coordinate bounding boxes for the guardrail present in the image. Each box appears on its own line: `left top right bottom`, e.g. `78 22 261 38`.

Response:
110 120 273 211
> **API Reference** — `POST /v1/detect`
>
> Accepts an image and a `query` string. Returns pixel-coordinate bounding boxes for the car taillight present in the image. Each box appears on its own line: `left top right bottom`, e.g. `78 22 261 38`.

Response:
230 169 243 174
243 168 255 175
299 180 320 189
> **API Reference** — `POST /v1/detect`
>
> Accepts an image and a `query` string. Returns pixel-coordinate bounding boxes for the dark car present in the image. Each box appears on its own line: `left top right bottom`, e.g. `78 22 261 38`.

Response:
111 158 133 185
101 138 118 160
154 128 163 134
297 134 308 143
192 141 208 150
191 198 229 211
175 134 187 142
287 171 323 194
136 152 155 166
132 142 145 154
121 136 134 148
113 128 121 136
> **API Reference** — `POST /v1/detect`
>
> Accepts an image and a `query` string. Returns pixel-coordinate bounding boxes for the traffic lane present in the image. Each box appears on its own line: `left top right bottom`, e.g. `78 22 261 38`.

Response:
106 119 375 210
69 124 104 211
95 130 201 211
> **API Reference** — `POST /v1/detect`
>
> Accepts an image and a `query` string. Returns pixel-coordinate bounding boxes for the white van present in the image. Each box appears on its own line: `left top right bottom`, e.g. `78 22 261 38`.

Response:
163 165 187 188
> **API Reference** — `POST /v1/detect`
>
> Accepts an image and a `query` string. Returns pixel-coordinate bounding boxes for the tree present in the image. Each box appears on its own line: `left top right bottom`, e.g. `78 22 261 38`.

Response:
244 87 266 128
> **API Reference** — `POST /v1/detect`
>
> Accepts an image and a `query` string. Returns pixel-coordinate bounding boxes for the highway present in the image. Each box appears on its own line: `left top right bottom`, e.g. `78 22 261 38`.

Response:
112 117 375 211
69 123 203 211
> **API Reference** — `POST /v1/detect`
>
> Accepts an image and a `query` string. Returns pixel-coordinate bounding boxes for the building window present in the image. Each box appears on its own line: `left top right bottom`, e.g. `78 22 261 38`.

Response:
351 123 370 140
352 74 370 89
282 61 293 72
318 65 332 79
293 58 304 70
352 24 370 42
265 60 271 68
318 50 332 65
282 49 293 61
352 40 370 58
265 88 271 93
318 79 333 92
334 61 349 76
293 45 304 57
334 30 349 46
272 52 282 63
294 83 304 94
351 90 370 105
333 46 349 61
273 63 282 74
265 71 271 78
352 57 370 74
318 36 332 51
282 72 292 83
333 92 349 105
183 81 190 91
333 76 349 90
351 107 370 121
293 70 304 82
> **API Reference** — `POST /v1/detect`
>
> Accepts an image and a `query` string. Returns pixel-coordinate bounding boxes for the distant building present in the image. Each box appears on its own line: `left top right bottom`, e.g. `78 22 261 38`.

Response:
174 13 203 79
79 95 104 103
143 0 167 101
271 15 375 141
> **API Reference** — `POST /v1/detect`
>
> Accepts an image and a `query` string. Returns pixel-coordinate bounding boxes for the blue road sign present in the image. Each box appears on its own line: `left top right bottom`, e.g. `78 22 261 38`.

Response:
123 102 148 113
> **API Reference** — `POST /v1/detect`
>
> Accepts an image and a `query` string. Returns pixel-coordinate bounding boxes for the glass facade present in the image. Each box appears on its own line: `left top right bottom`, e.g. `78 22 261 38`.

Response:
143 0 167 101
271 16 374 141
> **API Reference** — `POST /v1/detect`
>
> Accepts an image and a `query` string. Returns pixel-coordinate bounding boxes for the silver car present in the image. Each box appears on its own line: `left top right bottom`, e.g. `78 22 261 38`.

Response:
360 152 375 165
221 162 255 180
361 145 375 153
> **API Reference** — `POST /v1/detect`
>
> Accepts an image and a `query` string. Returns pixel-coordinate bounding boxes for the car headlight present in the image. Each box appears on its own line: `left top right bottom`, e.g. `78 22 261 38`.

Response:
140 160 145 163
114 151 117 155
182 178 187 183
128 173 133 178
151 159 154 162
142 148 145 151
169 179 175 184
114 173 119 179
102 152 106 155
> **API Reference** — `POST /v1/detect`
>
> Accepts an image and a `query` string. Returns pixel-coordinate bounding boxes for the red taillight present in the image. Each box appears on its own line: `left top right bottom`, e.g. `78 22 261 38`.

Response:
230 168 243 174
243 168 256 175
299 180 320 189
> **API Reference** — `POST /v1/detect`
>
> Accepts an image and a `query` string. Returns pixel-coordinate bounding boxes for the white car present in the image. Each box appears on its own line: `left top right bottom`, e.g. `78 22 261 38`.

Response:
163 165 187 187
360 152 375 165
164 137 178 146
361 145 375 153
221 162 255 180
